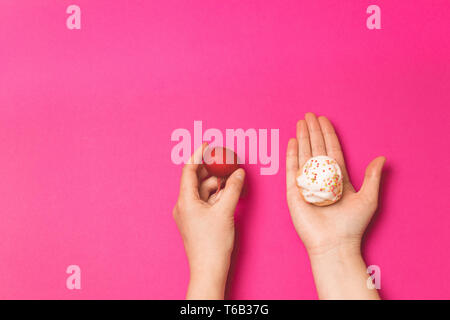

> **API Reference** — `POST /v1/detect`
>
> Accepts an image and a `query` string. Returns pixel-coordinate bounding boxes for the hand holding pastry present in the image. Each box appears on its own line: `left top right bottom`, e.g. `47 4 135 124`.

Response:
286 113 385 299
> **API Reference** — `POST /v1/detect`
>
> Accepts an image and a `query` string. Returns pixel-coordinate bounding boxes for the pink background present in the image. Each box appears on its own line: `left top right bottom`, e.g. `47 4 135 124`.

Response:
0 1 449 299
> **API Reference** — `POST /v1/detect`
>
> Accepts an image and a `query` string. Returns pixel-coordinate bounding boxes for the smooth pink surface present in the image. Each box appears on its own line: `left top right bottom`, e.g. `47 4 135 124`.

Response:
0 1 449 299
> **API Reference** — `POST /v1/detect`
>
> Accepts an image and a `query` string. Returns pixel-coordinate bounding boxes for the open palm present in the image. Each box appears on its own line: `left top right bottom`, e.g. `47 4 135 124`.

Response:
286 113 385 256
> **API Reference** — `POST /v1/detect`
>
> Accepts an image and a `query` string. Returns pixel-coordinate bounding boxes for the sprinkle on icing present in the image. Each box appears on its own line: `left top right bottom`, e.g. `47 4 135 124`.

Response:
296 156 343 204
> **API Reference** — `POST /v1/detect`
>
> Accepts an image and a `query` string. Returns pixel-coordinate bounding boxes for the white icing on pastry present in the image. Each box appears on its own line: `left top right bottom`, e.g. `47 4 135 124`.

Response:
296 156 343 204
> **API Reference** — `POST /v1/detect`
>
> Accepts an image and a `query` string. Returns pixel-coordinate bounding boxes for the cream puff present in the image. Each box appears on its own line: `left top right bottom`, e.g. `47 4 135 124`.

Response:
296 156 343 206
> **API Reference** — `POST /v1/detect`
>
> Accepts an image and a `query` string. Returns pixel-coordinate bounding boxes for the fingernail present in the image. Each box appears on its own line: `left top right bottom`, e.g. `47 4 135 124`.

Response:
235 169 245 181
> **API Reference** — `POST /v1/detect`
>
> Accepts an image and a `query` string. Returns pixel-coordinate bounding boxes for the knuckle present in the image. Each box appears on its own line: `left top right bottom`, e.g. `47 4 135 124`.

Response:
328 145 342 153
228 181 239 190
299 150 310 158
298 136 310 143
312 146 325 154
310 126 322 133
323 131 336 139
286 149 297 157
228 180 242 192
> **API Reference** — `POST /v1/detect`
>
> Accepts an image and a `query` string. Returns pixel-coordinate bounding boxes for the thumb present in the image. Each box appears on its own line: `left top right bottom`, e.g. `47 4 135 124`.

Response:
219 168 246 213
359 156 386 205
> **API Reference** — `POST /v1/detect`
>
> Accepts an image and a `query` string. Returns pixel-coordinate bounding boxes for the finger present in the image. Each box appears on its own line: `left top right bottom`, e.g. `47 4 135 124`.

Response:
219 168 245 213
197 166 210 182
317 116 354 192
208 189 223 205
180 142 208 200
285 138 312 213
286 138 299 191
296 120 311 168
358 156 386 205
305 112 326 156
199 176 220 201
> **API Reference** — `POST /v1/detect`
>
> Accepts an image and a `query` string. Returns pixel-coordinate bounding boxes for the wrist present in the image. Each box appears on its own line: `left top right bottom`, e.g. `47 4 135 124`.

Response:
187 258 230 300
306 239 379 300
188 254 231 285
189 264 230 284
307 238 362 262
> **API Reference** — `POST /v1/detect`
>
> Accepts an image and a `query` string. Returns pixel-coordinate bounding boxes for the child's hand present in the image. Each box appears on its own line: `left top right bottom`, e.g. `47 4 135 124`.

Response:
173 143 245 300
286 113 385 299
